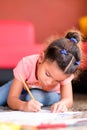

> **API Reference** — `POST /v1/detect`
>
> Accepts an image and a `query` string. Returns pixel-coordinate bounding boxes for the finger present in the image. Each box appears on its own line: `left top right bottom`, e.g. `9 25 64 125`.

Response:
51 104 58 113
57 105 67 113
36 101 43 107
33 101 43 111
60 106 68 112
27 100 41 112
55 106 62 112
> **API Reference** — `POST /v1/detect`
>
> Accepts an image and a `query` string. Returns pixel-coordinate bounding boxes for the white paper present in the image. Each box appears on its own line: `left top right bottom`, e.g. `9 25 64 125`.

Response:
0 109 83 126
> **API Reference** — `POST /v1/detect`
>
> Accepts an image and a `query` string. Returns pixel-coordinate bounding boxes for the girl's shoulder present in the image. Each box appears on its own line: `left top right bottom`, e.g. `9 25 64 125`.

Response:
22 54 39 61
21 54 39 68
13 54 40 81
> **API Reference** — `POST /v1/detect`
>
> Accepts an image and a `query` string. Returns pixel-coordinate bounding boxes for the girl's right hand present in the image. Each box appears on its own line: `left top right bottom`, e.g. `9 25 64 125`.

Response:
23 99 43 112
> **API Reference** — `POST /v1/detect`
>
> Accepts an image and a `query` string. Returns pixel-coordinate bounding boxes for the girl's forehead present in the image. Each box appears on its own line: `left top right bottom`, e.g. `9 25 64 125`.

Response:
43 60 59 69
43 60 69 81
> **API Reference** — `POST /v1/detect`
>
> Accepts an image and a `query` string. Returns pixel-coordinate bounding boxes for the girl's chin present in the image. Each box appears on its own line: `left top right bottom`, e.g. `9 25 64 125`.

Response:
42 86 52 91
42 88 49 91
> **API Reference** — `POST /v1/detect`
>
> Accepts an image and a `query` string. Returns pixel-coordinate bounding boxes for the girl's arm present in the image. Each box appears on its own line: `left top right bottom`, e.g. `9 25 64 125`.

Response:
60 81 73 108
7 78 42 112
51 82 73 112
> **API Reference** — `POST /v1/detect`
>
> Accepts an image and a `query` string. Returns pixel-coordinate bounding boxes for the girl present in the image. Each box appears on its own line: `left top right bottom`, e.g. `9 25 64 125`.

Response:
0 30 82 113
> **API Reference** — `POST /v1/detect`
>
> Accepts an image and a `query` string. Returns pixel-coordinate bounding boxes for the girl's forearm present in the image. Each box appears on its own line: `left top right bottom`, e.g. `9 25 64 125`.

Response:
7 97 26 111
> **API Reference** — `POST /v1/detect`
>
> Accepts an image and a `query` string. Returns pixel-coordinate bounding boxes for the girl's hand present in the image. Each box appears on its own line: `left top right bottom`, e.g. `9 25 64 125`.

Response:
51 102 68 113
23 99 43 112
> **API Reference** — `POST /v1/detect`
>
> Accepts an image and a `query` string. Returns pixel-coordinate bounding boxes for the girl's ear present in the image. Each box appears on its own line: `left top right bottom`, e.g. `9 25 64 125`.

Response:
38 52 45 63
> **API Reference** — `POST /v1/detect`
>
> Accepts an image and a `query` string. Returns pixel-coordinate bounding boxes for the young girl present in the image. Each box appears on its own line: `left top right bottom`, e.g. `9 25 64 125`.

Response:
0 30 82 113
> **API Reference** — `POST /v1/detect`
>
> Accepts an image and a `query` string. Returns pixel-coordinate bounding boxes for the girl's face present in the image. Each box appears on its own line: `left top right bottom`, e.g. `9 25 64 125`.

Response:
37 54 70 91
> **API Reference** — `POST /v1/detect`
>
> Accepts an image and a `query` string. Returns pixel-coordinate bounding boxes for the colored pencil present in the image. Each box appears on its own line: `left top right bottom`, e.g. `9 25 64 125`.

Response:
19 74 34 100
37 123 67 129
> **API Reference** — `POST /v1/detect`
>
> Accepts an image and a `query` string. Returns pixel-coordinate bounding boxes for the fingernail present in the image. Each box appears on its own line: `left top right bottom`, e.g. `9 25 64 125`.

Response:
40 103 43 106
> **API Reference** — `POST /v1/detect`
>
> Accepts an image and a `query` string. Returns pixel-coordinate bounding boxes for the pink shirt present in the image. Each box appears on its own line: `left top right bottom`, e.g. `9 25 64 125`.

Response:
13 54 74 93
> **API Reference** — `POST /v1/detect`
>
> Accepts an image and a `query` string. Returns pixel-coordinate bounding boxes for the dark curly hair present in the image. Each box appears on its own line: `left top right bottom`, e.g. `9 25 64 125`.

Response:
44 30 83 78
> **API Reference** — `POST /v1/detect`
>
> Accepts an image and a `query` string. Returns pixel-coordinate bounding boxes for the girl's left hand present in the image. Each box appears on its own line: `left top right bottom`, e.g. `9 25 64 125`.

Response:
51 102 68 113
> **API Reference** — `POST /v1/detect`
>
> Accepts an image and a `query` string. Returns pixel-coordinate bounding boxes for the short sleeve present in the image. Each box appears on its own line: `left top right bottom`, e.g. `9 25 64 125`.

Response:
13 57 30 81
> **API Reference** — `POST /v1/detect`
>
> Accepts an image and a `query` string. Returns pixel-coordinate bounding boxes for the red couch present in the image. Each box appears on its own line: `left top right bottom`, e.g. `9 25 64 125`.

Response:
0 20 43 83
0 20 43 68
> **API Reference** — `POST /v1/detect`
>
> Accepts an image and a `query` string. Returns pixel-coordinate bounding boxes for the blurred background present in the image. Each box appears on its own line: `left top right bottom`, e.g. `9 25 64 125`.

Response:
0 0 87 43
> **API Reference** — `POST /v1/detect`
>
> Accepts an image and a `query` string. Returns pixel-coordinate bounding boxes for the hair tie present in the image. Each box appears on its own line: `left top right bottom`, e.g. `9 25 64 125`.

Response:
61 49 67 55
75 61 80 65
70 37 78 43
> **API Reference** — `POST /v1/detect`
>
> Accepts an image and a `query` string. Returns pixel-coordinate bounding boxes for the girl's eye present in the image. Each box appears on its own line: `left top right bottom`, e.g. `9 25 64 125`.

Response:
45 72 50 77
55 80 59 83
55 79 62 83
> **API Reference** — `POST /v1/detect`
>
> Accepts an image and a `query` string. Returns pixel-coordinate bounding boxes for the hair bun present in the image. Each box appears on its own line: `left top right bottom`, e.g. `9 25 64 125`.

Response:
65 31 81 43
